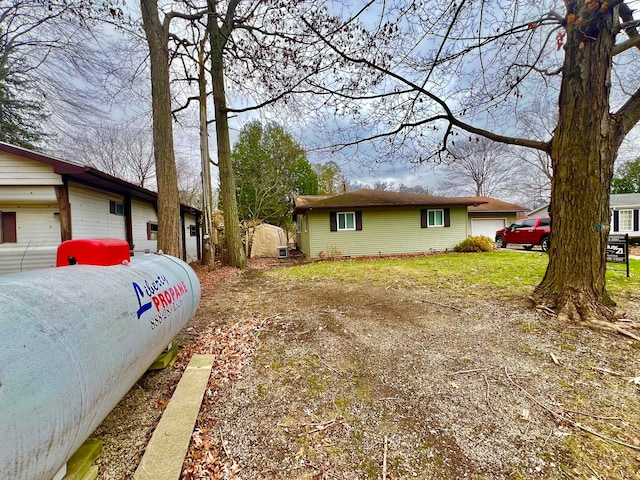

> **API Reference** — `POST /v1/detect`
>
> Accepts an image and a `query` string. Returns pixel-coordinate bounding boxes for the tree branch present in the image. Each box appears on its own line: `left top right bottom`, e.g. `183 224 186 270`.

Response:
300 15 550 155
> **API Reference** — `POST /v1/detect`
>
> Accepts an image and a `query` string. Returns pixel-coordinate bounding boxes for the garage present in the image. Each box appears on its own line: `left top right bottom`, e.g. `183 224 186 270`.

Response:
471 218 506 238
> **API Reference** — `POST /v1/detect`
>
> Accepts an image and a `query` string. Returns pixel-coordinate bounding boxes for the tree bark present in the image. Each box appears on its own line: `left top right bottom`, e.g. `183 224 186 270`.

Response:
140 0 182 258
532 2 622 326
198 37 215 269
207 0 246 268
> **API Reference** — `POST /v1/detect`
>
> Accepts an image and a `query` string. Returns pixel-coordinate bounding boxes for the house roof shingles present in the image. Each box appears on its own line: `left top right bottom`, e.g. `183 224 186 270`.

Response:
466 196 529 213
610 193 640 207
293 189 489 214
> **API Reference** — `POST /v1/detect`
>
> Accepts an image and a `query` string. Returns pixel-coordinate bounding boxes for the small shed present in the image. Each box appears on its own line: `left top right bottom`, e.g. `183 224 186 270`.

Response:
250 223 288 258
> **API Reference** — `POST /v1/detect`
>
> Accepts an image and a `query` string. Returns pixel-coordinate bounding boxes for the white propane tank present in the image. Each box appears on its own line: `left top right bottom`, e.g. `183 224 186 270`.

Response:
0 241 201 480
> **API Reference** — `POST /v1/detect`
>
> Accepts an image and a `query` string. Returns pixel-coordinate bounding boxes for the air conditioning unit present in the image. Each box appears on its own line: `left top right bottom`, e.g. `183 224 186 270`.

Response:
276 246 288 259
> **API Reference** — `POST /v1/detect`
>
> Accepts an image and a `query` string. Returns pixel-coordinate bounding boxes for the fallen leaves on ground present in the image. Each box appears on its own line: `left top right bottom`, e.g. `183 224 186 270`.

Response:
178 312 267 479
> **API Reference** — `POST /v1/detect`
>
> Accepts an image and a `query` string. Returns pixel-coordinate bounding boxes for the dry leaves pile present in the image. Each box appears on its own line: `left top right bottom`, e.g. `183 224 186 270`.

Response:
178 314 269 479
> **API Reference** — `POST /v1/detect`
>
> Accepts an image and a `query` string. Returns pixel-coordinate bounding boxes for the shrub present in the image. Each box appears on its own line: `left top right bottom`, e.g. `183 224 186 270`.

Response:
454 235 497 253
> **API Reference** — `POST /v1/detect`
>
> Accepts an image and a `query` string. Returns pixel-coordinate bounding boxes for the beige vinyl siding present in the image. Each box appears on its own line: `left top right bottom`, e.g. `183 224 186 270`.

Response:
0 204 61 273
68 183 127 239
0 152 62 185
131 198 158 254
296 213 310 255
307 206 468 259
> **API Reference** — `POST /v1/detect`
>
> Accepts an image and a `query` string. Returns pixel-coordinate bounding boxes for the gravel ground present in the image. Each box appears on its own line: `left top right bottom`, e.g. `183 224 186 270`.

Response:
93 256 640 480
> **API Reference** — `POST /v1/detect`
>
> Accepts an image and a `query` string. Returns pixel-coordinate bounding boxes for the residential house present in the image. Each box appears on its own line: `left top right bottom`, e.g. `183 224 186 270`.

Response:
293 189 492 259
467 197 529 237
610 193 640 238
529 194 640 239
0 142 201 274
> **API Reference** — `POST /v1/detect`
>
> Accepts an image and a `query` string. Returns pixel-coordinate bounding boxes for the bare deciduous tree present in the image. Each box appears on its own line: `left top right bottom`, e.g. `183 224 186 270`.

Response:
300 1 640 330
437 137 519 198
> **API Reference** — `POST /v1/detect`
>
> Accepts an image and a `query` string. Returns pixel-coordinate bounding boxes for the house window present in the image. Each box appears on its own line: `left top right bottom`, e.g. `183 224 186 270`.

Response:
421 208 450 228
1 211 17 243
109 200 125 216
147 222 158 240
330 211 362 231
619 210 633 231
189 225 197 237
427 209 444 227
337 212 355 231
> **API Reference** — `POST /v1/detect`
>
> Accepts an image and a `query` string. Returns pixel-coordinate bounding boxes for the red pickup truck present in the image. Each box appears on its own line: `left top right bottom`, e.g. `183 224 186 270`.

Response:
495 217 551 251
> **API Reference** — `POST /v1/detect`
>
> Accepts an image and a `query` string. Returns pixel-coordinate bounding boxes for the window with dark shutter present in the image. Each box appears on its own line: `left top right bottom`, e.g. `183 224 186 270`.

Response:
421 209 428 228
424 209 446 227
614 210 619 232
355 211 362 231
109 200 125 216
147 222 158 240
330 212 337 231
634 210 639 232
1 212 17 243
444 208 451 227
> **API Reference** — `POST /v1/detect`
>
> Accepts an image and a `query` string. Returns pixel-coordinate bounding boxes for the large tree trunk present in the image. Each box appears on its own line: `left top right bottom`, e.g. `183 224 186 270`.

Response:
207 0 246 268
198 38 215 269
532 2 622 327
140 0 182 258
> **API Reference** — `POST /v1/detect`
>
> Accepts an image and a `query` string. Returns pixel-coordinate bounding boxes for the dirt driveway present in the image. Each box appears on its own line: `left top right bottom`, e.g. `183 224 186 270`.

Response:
95 258 640 480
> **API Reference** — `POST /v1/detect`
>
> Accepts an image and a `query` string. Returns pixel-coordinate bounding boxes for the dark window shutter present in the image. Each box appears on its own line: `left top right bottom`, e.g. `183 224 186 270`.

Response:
444 208 451 227
421 209 428 228
146 222 152 240
2 212 17 243
613 210 619 232
355 211 362 230
634 210 639 231
329 212 337 232
109 200 116 214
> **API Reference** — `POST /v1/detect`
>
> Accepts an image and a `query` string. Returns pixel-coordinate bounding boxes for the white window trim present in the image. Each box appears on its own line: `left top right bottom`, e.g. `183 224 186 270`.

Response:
427 209 444 227
337 211 356 231
619 209 633 232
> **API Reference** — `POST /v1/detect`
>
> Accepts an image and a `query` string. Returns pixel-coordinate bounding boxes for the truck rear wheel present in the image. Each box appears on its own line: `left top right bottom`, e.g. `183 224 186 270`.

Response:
541 236 550 252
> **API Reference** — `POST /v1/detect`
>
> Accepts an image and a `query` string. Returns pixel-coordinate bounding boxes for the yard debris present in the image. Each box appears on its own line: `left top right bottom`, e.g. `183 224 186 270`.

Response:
178 314 269 479
314 352 348 377
549 352 559 365
504 367 640 452
590 366 625 377
382 435 388 480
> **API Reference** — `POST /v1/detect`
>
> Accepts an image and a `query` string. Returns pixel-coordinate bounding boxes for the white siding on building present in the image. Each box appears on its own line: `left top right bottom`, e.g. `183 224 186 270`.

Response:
183 213 199 263
0 204 60 274
0 186 58 203
68 183 126 239
0 152 62 185
131 198 158 254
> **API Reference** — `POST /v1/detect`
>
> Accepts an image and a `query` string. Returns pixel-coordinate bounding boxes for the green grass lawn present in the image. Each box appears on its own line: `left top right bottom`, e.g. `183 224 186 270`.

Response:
275 251 640 302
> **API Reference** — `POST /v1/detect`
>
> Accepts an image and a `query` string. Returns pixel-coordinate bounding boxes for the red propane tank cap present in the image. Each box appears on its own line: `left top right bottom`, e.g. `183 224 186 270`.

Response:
56 238 131 267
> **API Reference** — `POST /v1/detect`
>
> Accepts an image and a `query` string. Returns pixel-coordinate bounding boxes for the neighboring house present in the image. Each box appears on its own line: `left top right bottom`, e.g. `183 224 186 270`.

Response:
293 189 489 259
0 142 201 274
527 203 551 218
528 194 640 238
467 197 529 238
610 193 640 238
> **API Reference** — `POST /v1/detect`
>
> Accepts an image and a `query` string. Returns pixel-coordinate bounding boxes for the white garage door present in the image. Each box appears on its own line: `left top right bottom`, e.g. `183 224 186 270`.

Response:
471 218 506 238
